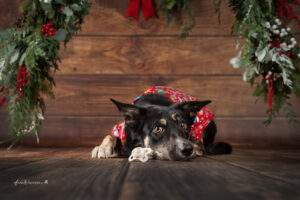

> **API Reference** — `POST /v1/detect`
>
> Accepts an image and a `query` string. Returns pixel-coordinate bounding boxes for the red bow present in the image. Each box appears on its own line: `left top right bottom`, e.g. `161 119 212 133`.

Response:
125 0 156 21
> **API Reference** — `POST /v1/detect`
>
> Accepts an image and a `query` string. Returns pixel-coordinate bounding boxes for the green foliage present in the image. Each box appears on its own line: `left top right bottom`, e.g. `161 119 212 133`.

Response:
158 0 195 38
224 0 300 125
0 0 91 147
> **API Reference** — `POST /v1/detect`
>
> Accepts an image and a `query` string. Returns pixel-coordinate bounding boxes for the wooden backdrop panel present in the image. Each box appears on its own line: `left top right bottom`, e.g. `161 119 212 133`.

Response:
32 75 300 116
1 115 300 147
58 37 241 74
0 0 299 147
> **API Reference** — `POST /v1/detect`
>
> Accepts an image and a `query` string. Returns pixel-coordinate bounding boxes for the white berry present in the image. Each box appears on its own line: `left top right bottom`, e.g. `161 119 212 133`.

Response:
268 71 272 75
291 38 296 41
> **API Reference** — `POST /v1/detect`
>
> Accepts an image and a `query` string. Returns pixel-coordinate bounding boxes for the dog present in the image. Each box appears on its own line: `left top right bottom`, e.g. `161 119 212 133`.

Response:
91 87 231 161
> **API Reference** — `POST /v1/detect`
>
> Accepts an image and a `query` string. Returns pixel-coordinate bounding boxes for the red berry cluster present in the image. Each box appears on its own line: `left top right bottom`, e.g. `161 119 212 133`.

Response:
41 22 56 37
0 87 6 107
14 63 30 104
269 37 291 57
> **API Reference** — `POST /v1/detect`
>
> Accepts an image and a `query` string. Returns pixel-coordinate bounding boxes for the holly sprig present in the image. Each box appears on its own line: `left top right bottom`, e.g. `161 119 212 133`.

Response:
0 0 91 148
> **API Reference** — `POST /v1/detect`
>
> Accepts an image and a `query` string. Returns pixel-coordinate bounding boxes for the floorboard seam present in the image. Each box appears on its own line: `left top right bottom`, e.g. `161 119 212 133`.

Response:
111 159 130 200
205 157 296 186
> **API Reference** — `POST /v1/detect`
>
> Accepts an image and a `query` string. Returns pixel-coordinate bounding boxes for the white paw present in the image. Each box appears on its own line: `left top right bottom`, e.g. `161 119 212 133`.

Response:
91 144 115 159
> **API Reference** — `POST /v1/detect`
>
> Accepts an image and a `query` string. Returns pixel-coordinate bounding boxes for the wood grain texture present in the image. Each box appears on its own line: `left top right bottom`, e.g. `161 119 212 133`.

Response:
210 149 300 185
1 74 299 117
120 157 299 200
0 148 129 200
1 115 299 147
0 148 299 200
39 75 300 116
58 36 241 74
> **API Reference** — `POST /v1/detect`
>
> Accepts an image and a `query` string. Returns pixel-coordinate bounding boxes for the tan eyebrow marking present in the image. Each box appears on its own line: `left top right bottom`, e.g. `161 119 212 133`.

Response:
159 118 167 126
171 113 177 121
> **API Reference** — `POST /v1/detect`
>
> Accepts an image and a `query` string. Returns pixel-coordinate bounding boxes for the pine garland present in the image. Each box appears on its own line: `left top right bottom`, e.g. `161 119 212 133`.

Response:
217 0 300 125
0 0 91 148
158 0 195 37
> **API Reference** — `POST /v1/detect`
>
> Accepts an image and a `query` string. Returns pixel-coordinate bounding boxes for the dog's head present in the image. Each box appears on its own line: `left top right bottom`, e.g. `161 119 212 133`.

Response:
111 98 211 161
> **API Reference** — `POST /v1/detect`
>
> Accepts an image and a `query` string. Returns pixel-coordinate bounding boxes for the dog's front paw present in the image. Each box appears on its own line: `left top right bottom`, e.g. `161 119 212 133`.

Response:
91 145 116 159
91 135 119 159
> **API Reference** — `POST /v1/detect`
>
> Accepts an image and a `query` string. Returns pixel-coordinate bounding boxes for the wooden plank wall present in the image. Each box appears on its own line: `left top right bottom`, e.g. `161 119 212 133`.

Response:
0 0 299 147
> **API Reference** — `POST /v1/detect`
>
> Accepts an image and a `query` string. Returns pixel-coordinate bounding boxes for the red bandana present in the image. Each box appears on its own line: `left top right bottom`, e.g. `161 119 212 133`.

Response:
111 86 214 145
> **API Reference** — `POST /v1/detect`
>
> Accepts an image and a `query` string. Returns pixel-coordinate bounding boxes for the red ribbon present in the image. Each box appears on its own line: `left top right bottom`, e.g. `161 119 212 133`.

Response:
276 0 300 27
126 0 156 21
266 76 274 114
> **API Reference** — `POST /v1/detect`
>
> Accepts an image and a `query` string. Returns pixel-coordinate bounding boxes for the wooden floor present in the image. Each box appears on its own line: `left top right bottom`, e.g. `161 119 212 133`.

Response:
0 148 299 200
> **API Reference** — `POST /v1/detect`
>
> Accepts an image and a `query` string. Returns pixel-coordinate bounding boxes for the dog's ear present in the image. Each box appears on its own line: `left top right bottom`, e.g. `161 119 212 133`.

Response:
172 100 211 124
110 99 146 127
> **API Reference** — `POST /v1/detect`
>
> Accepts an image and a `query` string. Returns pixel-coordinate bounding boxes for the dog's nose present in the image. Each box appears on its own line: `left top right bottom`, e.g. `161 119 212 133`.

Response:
181 145 193 157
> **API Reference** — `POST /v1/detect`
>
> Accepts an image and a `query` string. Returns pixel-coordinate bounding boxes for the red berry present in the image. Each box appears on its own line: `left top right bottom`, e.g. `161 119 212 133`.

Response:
43 24 47 28
60 7 64 11
52 32 55 36
45 33 49 37
49 28 55 32
270 44 274 49
275 37 280 42
286 52 291 57
0 102 2 107
48 22 53 27
41 28 45 32
0 87 4 92
276 44 280 48
1 97 5 103
279 51 283 55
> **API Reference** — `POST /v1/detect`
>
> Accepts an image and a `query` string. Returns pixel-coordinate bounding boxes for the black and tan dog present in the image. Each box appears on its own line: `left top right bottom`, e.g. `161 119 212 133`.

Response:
91 91 231 161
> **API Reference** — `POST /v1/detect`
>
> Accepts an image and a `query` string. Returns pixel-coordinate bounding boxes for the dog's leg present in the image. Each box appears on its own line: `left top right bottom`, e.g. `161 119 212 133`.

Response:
91 135 119 159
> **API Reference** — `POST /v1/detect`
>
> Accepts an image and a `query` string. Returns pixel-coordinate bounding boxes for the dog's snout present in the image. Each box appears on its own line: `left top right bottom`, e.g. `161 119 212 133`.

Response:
181 145 193 157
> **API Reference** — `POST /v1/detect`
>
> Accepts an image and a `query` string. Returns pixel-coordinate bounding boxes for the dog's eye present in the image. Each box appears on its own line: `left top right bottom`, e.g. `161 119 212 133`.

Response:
180 123 187 129
153 127 164 134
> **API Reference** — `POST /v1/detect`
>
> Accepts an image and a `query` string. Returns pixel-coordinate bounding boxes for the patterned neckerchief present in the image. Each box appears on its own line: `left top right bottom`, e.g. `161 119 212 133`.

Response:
111 86 214 146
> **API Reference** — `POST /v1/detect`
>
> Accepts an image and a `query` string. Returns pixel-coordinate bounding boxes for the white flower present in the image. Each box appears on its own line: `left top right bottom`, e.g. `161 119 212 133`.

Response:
287 27 291 31
291 37 296 42
272 25 277 29
265 22 271 28
275 18 281 23
268 71 272 75
39 0 52 3
274 30 280 34
298 53 300 58
280 33 284 37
